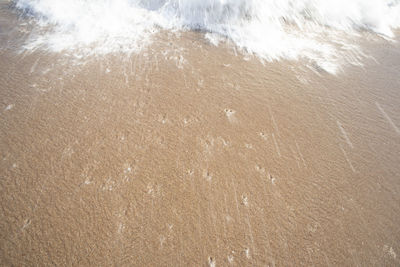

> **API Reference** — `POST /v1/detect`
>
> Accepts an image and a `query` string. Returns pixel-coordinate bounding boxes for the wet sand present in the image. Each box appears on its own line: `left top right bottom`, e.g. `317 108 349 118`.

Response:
1 6 400 267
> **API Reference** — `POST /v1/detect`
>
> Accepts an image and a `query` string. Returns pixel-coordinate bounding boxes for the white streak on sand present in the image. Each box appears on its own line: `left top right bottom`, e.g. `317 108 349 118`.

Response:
245 248 250 259
30 58 40 73
295 140 307 168
337 121 353 149
21 219 31 230
269 106 280 137
339 144 356 173
272 133 281 157
289 145 301 169
376 102 400 135
245 213 256 259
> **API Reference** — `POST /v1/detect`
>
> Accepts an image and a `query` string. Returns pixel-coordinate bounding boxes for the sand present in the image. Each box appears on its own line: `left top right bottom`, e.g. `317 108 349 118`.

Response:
1 4 400 267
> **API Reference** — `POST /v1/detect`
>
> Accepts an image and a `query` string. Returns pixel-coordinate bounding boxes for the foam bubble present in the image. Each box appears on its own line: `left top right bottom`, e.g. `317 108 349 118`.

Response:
14 0 400 73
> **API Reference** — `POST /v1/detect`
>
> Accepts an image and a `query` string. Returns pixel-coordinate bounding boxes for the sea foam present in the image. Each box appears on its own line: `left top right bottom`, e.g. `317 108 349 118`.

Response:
14 0 400 73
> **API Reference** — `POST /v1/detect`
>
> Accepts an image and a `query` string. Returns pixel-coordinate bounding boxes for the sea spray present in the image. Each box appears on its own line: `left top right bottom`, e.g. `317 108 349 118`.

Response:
14 0 400 73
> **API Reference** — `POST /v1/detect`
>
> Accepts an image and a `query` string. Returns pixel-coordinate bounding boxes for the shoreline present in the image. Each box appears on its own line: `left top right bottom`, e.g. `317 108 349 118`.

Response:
1 9 400 267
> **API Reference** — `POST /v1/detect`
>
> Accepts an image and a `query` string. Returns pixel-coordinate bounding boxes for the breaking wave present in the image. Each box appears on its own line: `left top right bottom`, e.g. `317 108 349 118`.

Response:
14 0 400 73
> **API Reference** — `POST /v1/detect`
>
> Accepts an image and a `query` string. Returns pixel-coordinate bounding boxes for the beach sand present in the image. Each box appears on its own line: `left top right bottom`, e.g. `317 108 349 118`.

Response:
1 4 400 266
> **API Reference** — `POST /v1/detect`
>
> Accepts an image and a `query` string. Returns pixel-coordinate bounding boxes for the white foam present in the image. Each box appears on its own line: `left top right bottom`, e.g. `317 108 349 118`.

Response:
14 0 400 73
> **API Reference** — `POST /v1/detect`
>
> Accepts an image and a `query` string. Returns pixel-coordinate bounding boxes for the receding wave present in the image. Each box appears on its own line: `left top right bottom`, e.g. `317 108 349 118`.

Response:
14 0 400 73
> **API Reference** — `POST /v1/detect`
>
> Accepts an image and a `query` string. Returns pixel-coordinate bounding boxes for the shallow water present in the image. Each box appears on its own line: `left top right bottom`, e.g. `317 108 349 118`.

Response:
1 1 400 266
10 0 400 73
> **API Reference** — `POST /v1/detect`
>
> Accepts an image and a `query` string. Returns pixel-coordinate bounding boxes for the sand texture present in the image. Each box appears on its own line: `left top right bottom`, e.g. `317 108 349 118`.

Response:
1 3 400 266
